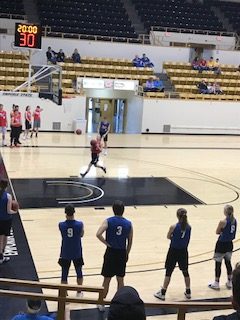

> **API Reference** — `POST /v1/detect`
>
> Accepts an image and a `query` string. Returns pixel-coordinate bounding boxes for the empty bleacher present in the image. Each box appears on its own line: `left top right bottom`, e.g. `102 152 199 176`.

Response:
0 0 25 16
37 0 137 39
211 0 240 33
163 61 240 101
0 51 38 92
59 57 154 96
133 0 225 33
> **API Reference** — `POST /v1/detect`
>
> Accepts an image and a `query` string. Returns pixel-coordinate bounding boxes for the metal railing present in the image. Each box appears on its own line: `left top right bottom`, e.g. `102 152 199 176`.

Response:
0 278 234 320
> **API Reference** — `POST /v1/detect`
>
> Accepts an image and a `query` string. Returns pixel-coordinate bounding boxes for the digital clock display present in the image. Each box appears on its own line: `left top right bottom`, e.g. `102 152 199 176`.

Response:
14 23 42 49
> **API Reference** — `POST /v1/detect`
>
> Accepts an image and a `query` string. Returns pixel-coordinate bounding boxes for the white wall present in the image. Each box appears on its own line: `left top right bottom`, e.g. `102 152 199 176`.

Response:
142 98 240 134
125 95 143 133
151 31 236 50
0 19 26 34
0 95 86 132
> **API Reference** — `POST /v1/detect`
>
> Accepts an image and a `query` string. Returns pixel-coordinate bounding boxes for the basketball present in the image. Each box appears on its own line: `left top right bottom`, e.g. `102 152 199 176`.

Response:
12 200 19 212
76 129 82 135
90 139 97 146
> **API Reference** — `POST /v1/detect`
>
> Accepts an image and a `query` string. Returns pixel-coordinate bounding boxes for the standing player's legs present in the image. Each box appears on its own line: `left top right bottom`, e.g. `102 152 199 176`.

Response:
10 127 18 147
24 120 31 139
154 248 176 300
208 253 223 290
103 135 108 155
116 276 124 290
115 249 128 290
73 259 84 296
0 127 6 146
0 220 11 263
16 126 22 144
178 249 191 299
224 253 233 289
102 277 112 299
58 258 71 284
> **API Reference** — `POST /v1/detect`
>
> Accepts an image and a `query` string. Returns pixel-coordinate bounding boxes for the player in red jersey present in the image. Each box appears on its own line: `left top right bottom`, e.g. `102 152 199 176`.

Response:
31 106 43 138
0 104 8 147
23 106 32 140
10 108 22 147
80 139 106 178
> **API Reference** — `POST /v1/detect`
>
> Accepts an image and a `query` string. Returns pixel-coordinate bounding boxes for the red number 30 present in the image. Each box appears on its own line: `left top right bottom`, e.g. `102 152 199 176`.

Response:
20 32 35 48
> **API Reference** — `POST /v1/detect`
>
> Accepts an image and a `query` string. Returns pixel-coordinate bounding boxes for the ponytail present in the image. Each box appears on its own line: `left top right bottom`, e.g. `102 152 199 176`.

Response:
177 208 188 231
224 205 234 223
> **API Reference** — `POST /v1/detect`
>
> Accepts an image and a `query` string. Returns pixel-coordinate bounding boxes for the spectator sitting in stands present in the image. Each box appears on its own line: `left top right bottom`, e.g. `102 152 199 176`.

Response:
207 82 214 94
213 58 221 75
207 56 215 70
108 286 146 320
192 57 200 71
198 58 208 73
213 263 240 320
197 79 208 94
213 82 223 95
11 299 53 320
237 65 240 72
153 77 165 92
132 55 143 67
46 46 57 64
72 48 81 63
141 53 154 68
144 77 155 92
57 49 65 63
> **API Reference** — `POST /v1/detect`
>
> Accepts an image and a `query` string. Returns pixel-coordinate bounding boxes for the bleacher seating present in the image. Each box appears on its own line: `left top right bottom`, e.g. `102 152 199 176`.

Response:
58 57 154 96
163 61 240 101
37 0 137 39
210 1 240 33
0 0 25 16
0 51 37 92
132 0 225 32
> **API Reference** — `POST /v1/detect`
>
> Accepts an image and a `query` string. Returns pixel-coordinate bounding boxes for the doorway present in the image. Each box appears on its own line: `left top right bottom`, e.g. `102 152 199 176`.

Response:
87 98 126 134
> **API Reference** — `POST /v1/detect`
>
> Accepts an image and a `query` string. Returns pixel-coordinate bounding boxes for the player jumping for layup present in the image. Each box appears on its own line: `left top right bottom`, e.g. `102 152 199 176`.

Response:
154 208 191 300
80 139 106 178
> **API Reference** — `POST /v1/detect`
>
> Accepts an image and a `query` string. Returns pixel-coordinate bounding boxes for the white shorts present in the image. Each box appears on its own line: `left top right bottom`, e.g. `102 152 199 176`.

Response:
213 251 232 262
0 127 7 134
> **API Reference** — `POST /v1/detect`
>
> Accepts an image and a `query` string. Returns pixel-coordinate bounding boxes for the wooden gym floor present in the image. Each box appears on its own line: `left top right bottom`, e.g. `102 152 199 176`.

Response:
2 132 240 320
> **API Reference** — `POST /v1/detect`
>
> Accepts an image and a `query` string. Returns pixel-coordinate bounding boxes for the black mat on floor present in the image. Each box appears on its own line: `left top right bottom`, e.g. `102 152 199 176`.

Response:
0 156 47 320
11 177 204 209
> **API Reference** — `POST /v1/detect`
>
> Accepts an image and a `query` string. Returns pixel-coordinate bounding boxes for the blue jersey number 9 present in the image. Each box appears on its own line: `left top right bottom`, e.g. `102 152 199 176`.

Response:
67 228 73 238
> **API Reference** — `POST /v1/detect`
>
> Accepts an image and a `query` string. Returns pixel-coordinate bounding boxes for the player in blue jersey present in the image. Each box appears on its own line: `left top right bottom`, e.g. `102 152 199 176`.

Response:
98 116 110 155
154 208 191 301
209 205 237 290
0 179 18 264
11 300 53 320
58 204 84 296
96 200 133 311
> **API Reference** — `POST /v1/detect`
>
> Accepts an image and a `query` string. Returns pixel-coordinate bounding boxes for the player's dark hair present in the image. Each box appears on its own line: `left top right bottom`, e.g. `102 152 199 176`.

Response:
232 263 240 309
65 204 75 216
112 200 124 216
177 208 188 231
225 205 234 222
26 106 30 111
